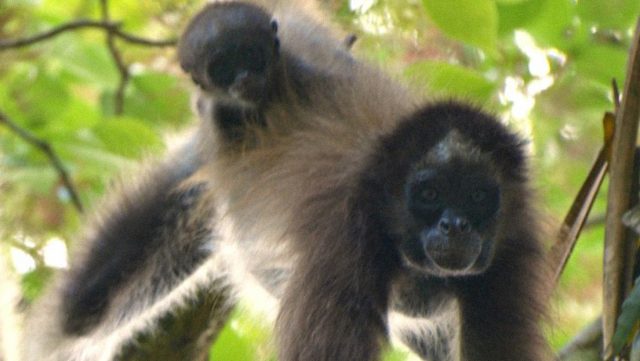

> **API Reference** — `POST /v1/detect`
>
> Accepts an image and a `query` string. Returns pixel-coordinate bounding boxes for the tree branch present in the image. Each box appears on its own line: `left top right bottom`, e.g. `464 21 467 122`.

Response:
602 16 640 360
0 110 84 213
0 20 176 50
101 0 129 116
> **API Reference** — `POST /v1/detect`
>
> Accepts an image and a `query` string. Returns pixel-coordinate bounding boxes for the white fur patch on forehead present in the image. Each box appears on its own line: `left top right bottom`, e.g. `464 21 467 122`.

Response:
423 130 487 164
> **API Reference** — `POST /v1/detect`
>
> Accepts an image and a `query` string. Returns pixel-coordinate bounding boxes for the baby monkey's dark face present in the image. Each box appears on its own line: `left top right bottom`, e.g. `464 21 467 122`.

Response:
397 159 501 277
178 3 279 107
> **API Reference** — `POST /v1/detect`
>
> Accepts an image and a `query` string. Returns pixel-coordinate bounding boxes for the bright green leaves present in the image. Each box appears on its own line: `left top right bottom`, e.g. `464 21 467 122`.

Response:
93 118 164 158
210 308 274 361
422 0 498 54
577 0 640 30
612 277 640 354
122 73 191 126
405 61 496 103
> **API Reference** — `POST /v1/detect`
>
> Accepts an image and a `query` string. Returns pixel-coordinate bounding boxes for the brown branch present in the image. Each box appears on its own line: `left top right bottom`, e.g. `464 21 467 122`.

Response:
101 0 129 116
112 31 176 47
602 17 640 360
549 148 609 284
0 20 176 50
0 110 84 213
612 79 621 110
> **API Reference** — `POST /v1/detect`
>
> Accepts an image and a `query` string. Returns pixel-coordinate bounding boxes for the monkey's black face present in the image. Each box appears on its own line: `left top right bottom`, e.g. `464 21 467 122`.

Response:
205 29 279 104
178 3 280 107
397 160 501 277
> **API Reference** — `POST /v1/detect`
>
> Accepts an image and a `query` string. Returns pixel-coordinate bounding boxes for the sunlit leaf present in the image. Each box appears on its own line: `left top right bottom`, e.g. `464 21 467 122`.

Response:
497 0 546 35
422 0 498 54
210 308 273 361
93 117 164 158
40 99 101 137
521 0 576 49
574 45 628 86
3 167 58 196
56 41 118 88
405 61 496 103
577 0 640 30
120 72 192 126
21 266 55 302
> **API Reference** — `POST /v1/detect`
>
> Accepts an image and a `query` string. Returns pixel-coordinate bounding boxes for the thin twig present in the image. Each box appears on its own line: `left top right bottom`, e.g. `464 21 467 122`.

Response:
6 239 43 266
100 0 129 115
0 19 176 50
112 30 176 47
0 110 84 213
612 79 621 110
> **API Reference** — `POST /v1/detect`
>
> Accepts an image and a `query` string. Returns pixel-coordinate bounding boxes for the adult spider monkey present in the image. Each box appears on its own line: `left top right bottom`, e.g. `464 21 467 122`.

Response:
22 1 552 360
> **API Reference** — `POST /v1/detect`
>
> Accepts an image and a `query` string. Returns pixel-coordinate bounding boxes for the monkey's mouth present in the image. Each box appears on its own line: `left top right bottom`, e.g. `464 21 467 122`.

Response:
423 245 482 275
402 232 492 277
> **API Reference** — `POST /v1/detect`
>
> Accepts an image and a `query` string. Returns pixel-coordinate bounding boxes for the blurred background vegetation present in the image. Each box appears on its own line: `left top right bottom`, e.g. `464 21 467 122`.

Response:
1 0 639 359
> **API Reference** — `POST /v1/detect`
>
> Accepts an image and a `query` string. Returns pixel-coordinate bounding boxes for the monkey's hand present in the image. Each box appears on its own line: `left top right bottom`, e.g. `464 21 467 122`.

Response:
178 3 280 107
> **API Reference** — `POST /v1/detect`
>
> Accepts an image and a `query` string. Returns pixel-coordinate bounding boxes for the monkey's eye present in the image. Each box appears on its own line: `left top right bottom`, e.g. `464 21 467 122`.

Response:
420 188 438 202
471 190 487 202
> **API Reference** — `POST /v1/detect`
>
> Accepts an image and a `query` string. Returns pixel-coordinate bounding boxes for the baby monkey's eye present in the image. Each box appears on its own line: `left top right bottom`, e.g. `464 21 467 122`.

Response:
471 190 487 202
420 188 438 202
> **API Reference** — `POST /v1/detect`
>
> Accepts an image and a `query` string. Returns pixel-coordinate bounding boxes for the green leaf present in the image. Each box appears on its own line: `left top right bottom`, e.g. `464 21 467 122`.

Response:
3 167 58 196
55 142 134 171
522 0 576 49
612 277 640 353
21 266 55 302
404 61 496 103
574 45 628 87
497 0 546 35
93 118 164 158
383 348 410 361
422 0 498 53
210 308 273 361
119 72 191 127
20 71 72 128
56 40 119 88
40 99 101 137
577 0 640 29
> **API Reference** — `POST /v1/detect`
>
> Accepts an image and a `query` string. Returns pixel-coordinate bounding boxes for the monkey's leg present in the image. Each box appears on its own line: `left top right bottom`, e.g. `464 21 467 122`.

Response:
24 139 235 361
456 245 551 361
59 142 212 335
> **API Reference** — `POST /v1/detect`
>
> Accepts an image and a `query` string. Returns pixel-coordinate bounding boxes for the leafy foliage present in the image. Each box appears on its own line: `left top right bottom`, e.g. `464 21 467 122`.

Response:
613 277 640 354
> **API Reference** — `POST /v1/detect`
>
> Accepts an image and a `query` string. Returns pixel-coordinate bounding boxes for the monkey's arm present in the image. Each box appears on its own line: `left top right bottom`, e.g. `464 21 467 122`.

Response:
457 237 551 361
278 262 390 361
275 185 400 361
